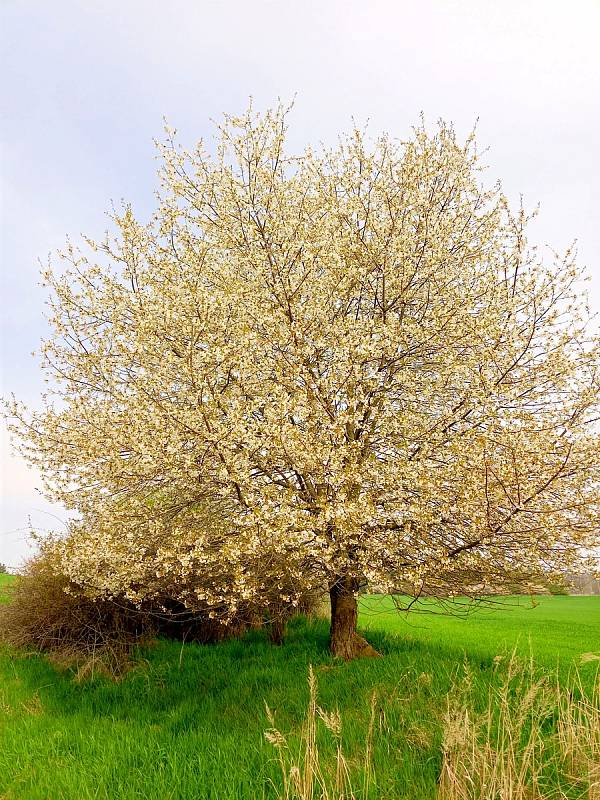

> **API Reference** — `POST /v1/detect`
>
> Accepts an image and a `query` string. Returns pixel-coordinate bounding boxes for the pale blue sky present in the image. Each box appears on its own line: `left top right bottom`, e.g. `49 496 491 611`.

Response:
2 0 599 568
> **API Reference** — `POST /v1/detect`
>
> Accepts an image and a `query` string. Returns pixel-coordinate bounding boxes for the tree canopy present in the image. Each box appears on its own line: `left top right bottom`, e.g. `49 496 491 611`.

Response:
9 105 600 658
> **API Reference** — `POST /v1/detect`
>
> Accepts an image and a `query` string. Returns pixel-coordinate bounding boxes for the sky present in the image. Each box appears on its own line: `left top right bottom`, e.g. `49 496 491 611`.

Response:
1 0 599 569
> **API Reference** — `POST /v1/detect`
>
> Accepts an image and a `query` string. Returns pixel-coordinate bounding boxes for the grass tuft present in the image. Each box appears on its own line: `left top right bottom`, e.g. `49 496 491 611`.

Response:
439 652 599 800
266 654 600 800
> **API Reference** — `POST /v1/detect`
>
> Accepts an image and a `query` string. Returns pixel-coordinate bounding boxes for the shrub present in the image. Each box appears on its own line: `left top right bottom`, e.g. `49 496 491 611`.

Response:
0 547 156 676
0 544 325 676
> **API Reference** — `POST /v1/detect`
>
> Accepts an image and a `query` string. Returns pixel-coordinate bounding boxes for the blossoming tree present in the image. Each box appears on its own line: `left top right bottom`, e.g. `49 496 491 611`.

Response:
9 106 600 658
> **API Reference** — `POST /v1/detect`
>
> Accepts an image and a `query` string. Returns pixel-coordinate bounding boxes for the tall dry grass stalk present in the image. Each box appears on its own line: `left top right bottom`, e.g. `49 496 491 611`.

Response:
266 656 599 800
556 658 600 800
265 665 376 800
439 652 600 800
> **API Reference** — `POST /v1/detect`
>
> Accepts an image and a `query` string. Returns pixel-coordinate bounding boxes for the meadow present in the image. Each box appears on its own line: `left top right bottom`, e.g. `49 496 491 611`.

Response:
360 594 599 676
0 574 598 800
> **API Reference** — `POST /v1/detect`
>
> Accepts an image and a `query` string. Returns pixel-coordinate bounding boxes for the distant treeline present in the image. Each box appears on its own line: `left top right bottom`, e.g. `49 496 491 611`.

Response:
567 574 600 595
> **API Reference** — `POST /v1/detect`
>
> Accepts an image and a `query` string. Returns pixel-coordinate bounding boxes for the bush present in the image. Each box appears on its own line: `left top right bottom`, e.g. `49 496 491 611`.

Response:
0 545 325 676
0 548 156 676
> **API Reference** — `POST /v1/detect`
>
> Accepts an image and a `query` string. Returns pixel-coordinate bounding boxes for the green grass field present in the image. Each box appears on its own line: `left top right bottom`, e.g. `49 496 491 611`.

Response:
0 582 598 799
360 594 600 674
0 573 16 604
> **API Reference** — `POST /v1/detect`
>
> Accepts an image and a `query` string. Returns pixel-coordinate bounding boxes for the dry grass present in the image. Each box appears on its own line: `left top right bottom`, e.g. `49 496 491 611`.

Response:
265 665 377 800
555 661 600 799
266 656 600 800
439 653 600 800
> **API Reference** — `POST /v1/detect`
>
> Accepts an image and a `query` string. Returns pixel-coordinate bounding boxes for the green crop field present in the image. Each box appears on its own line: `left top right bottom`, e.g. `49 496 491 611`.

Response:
360 594 600 674
0 591 598 799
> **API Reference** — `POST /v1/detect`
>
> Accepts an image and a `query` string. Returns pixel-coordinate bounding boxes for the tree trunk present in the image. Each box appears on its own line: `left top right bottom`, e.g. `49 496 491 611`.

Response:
268 615 286 645
329 577 380 660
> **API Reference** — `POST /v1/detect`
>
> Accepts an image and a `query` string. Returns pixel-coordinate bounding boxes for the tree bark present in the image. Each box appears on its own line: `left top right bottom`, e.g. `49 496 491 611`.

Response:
329 577 380 660
268 615 286 645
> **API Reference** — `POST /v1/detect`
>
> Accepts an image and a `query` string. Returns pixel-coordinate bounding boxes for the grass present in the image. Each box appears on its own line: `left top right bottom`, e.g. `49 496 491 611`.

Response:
359 594 600 675
266 656 600 800
0 593 598 799
0 573 18 606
